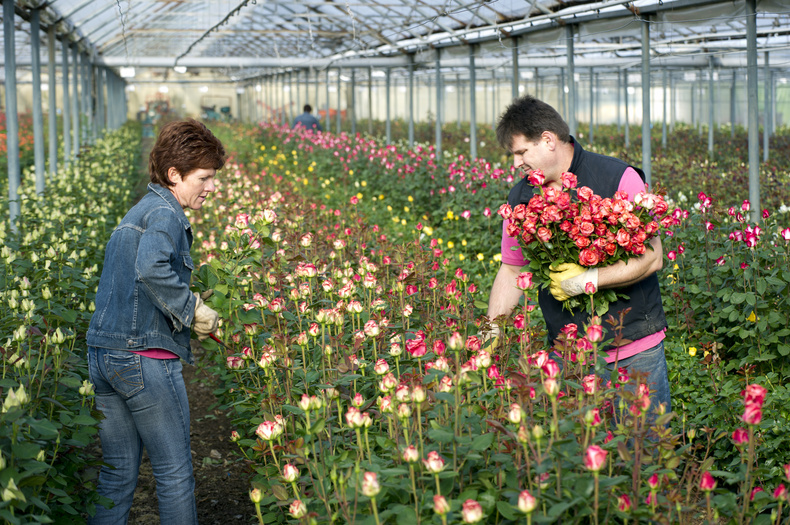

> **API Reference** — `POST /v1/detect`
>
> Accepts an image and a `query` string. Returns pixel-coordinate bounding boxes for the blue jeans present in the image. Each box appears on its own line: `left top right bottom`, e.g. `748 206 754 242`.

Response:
88 347 197 525
599 341 672 422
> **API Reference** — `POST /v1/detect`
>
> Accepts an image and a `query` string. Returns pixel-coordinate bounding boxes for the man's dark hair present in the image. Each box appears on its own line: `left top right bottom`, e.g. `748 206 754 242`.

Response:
496 95 571 151
149 118 226 187
304 104 312 113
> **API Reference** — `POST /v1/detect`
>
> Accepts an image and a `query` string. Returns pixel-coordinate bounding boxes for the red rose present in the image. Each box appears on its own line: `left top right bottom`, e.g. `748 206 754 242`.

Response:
520 231 535 245
625 214 641 230
605 243 617 256
575 236 591 249
498 203 513 219
543 186 561 203
540 205 562 224
577 186 594 202
579 248 599 266
512 204 527 220
527 170 545 186
505 220 521 238
556 192 572 210
560 171 578 188
633 229 648 244
742 404 762 425
560 220 573 232
630 243 646 255
645 221 660 235
536 227 552 243
616 228 631 246
579 221 594 236
653 199 669 215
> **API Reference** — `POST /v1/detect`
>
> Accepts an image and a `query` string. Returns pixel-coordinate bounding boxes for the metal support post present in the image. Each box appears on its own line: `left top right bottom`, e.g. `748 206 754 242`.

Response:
746 0 760 221
435 50 442 155
4 0 21 229
469 45 477 160
31 8 46 194
47 26 57 177
566 25 576 137
641 17 652 186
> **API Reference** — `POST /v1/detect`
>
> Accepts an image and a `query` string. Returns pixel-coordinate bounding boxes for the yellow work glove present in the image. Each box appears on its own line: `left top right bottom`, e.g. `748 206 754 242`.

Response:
192 292 219 341
549 263 599 302
482 325 501 350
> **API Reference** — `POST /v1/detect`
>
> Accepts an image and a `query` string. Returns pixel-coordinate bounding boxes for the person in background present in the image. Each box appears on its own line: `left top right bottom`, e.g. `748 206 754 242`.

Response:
486 95 670 418
292 104 323 131
86 118 226 524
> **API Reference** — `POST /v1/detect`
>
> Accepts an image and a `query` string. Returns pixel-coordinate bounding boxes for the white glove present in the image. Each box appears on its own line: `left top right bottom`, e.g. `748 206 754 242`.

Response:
192 292 219 341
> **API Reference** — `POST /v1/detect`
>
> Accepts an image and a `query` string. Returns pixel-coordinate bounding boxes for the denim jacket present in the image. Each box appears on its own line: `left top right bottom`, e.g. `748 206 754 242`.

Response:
87 183 197 364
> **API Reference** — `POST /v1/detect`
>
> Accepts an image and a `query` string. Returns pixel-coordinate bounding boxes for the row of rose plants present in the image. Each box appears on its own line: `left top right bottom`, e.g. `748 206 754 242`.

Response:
252 123 790 487
190 123 790 523
0 112 37 177
0 123 142 523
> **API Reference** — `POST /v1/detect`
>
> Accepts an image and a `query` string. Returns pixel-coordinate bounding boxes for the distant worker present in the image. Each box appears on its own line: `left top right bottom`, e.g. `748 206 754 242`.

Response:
292 104 323 132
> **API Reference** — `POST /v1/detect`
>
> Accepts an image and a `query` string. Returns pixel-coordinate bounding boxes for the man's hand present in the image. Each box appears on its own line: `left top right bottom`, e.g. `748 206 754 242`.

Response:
193 292 219 341
549 263 598 301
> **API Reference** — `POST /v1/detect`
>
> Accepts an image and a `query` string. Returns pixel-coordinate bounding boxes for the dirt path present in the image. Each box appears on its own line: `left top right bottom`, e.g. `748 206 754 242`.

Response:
126 346 256 524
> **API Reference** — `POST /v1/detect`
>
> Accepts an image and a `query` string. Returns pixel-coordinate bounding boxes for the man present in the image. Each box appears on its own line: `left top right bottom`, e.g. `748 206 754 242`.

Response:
292 104 323 132
487 95 670 414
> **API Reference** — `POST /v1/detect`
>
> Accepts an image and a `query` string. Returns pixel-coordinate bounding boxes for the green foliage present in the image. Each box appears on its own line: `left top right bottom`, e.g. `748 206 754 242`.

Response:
0 123 142 522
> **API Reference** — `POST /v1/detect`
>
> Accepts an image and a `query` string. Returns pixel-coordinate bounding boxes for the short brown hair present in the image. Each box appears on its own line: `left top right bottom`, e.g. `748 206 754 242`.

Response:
149 119 226 187
496 95 571 152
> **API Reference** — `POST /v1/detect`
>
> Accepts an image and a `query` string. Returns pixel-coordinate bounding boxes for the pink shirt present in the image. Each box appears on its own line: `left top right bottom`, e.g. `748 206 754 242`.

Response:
501 167 665 362
132 349 179 359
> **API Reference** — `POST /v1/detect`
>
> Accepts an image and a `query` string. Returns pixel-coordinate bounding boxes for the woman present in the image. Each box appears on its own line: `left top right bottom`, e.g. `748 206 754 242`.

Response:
87 119 225 524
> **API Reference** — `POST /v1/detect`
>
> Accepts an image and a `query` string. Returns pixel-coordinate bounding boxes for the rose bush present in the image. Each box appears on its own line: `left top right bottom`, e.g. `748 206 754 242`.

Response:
190 123 790 523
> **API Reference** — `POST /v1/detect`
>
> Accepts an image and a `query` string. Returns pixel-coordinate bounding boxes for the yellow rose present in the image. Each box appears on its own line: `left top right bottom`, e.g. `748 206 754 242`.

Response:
747 311 757 322
688 347 697 356
447 241 455 249
408 196 414 202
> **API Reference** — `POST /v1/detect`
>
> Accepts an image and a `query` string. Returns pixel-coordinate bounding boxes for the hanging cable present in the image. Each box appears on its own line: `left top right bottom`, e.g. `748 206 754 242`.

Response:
175 0 250 66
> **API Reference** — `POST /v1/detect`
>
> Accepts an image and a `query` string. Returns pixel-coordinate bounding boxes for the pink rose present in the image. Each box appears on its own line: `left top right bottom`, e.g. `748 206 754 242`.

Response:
732 427 749 445
560 171 577 188
742 404 762 425
516 272 533 290
433 495 450 515
577 186 594 202
617 494 631 512
518 490 537 513
536 227 552 243
700 471 716 492
461 499 484 523
527 170 545 186
584 445 607 471
579 248 600 267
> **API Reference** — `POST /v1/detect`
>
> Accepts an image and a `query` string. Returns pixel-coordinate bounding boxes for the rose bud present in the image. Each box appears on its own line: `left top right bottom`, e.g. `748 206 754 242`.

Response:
518 489 537 514
461 499 484 523
433 494 450 515
282 463 299 483
584 445 607 472
288 499 307 518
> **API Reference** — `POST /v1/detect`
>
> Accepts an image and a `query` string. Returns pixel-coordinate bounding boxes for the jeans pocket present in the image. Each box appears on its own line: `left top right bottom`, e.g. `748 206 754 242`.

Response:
103 352 145 398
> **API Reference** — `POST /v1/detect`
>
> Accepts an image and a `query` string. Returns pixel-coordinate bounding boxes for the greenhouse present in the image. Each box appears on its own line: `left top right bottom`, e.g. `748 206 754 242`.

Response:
2 0 790 523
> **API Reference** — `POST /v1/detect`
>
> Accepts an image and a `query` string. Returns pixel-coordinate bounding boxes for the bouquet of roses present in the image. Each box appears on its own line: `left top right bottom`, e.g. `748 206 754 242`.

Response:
498 169 678 315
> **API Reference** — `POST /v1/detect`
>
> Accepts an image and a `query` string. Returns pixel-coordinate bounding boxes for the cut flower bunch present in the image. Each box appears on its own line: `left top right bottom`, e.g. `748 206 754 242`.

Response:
498 169 679 315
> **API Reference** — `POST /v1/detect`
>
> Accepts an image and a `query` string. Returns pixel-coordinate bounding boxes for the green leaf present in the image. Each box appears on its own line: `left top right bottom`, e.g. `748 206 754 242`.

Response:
427 428 455 444
497 501 519 520
730 292 746 304
470 432 495 451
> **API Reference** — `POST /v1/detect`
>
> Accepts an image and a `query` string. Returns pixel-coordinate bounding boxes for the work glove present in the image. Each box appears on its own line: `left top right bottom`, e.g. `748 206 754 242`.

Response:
192 292 219 341
482 325 501 350
549 263 599 302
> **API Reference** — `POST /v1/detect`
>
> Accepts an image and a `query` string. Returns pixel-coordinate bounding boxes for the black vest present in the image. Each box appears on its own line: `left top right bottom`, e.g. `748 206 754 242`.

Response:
507 138 667 347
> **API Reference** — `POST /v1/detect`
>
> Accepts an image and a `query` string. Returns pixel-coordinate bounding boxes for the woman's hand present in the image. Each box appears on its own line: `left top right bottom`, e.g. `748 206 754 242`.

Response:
192 292 219 340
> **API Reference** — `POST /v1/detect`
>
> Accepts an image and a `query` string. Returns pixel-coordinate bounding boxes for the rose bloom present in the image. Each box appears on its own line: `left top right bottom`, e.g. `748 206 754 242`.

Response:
785 463 790 482
288 500 307 518
361 471 380 497
617 494 632 512
742 404 762 425
579 247 600 266
584 445 607 472
531 350 549 368
433 494 450 515
774 484 787 501
586 323 603 343
743 384 768 408
543 377 560 397
516 272 533 290
508 403 523 424
462 499 484 523
732 428 749 445
542 359 560 378
582 374 598 395
402 445 419 463
518 489 538 514
647 473 660 490
423 450 446 473
255 420 282 441
282 463 299 483
700 471 716 492
373 359 389 375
